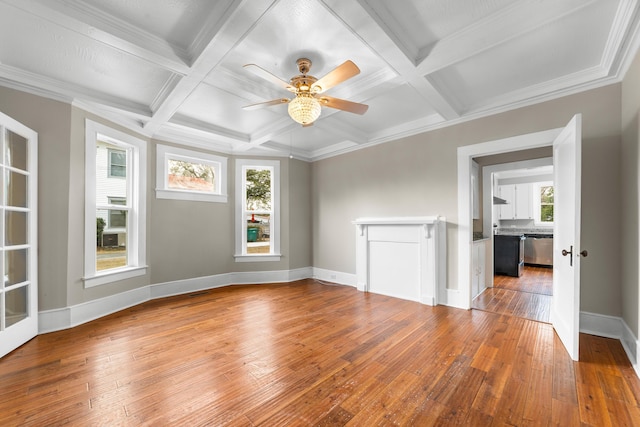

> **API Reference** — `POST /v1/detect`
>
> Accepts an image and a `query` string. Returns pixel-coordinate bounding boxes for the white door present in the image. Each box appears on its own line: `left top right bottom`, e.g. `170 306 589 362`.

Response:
551 114 582 361
0 112 38 359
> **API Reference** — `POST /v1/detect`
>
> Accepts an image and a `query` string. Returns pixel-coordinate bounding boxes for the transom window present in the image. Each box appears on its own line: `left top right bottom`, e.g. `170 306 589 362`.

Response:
155 144 227 203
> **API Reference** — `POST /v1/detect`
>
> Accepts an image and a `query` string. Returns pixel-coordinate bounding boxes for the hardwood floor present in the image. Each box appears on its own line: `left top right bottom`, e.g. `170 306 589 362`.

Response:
473 266 553 323
1 279 639 426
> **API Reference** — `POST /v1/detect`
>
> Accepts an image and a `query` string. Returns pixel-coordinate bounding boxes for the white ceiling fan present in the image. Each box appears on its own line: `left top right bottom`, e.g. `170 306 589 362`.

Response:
242 58 369 126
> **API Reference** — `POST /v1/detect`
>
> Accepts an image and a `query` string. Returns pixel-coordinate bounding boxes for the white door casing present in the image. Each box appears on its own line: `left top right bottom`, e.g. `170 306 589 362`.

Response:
0 111 38 359
551 114 583 361
457 128 560 310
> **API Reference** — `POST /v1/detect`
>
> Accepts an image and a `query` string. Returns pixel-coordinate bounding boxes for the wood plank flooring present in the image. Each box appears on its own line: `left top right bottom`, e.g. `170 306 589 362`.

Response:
1 279 638 426
473 266 553 323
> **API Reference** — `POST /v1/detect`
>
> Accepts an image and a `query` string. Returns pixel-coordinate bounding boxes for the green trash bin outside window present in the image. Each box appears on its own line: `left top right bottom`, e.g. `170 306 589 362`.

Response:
247 227 259 242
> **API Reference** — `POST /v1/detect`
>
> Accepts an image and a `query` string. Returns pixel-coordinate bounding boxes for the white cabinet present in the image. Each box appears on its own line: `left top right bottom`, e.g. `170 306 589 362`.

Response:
515 184 532 219
498 184 515 219
472 240 486 299
498 184 532 220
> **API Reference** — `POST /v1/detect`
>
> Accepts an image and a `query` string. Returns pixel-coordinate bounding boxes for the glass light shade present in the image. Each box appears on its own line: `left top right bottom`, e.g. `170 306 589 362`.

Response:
288 94 321 125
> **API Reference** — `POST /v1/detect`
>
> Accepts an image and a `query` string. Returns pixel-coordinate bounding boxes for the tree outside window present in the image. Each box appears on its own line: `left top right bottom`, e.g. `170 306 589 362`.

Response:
168 159 215 192
245 168 271 210
539 185 554 223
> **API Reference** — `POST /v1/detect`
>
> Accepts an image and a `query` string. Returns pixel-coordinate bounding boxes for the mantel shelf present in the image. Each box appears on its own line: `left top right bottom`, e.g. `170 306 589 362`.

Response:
352 216 442 226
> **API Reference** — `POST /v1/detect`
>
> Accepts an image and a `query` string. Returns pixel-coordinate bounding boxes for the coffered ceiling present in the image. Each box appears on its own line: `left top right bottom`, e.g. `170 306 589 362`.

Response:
1 0 638 161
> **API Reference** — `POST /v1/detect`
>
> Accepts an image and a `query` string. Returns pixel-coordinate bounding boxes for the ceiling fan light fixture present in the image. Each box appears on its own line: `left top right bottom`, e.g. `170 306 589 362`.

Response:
288 93 321 125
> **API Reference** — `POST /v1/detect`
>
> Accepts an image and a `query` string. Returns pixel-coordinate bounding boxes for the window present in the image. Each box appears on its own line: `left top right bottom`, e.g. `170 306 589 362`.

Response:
155 144 227 203
534 181 554 226
108 149 126 178
107 197 126 228
235 159 280 261
85 120 147 287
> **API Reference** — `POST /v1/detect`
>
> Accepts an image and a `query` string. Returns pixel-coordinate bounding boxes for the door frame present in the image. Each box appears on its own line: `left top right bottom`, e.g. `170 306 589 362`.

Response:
456 128 562 309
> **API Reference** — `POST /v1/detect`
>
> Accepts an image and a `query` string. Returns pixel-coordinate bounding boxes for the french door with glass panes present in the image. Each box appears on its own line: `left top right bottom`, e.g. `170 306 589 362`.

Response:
0 112 37 359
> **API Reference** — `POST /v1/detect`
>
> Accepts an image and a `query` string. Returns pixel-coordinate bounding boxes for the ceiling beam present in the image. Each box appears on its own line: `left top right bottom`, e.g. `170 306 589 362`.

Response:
142 0 277 135
0 63 152 118
322 0 460 120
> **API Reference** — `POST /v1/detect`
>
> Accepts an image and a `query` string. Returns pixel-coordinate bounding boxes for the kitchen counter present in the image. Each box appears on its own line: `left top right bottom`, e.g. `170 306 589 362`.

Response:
473 232 488 241
496 227 553 236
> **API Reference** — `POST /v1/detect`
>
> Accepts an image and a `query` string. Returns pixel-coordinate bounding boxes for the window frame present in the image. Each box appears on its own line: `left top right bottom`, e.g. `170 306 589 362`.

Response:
234 159 281 262
108 148 126 178
533 181 554 227
84 120 147 287
155 144 227 203
107 197 127 230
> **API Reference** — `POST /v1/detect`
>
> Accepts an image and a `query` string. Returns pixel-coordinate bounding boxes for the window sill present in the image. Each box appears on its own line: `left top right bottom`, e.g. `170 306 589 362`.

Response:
156 188 227 203
234 254 282 263
83 266 148 288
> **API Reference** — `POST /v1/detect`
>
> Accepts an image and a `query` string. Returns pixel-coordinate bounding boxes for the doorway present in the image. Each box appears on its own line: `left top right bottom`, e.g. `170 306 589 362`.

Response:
473 163 555 323
458 115 583 360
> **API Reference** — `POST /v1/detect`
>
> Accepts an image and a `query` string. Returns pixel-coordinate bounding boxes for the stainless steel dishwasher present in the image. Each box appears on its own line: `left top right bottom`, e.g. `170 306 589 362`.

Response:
524 234 553 266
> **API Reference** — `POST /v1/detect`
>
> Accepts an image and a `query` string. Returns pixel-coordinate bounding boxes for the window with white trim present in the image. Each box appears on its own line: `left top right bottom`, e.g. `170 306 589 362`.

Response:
533 181 554 226
84 120 147 287
108 148 126 178
155 144 227 203
235 159 280 261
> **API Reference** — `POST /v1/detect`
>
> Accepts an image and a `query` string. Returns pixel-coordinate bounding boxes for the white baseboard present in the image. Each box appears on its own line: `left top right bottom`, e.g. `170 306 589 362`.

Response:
439 288 467 309
39 267 313 334
39 286 150 334
580 311 640 377
312 267 357 287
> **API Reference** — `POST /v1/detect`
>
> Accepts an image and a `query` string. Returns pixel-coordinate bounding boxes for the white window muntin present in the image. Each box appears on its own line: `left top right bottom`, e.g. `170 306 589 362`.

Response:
155 144 227 203
84 120 147 287
235 159 281 262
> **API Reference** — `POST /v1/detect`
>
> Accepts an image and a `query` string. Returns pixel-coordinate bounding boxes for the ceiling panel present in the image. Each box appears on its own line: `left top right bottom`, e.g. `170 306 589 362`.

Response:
428 0 620 112
0 2 173 106
78 0 223 51
362 0 514 60
176 81 287 135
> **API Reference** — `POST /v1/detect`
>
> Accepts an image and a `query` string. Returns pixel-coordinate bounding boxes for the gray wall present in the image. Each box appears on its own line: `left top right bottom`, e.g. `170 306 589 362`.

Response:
0 87 71 310
312 83 623 317
0 86 312 311
621 50 640 337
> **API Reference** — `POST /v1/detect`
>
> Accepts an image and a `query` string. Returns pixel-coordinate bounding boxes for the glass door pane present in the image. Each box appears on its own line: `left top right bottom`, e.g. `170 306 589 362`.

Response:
5 286 28 328
5 211 28 246
5 170 27 207
5 249 28 286
5 130 28 171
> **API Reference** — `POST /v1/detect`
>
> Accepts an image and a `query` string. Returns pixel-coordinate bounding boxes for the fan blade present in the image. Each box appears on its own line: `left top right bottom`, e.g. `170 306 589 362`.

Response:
243 64 295 92
312 60 360 93
318 95 368 115
242 98 290 110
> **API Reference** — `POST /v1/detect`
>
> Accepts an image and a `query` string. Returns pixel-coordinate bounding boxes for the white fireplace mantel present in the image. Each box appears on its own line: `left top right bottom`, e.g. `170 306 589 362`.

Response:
353 216 446 305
